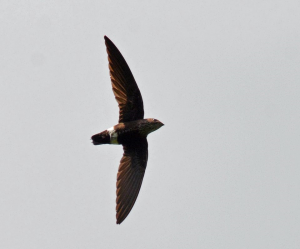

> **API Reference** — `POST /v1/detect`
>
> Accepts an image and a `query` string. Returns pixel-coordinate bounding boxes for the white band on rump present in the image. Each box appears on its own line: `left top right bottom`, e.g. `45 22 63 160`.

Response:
107 126 118 144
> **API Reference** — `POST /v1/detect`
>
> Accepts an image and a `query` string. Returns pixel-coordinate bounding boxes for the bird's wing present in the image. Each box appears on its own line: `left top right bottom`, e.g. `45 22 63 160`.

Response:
116 137 148 224
104 36 144 123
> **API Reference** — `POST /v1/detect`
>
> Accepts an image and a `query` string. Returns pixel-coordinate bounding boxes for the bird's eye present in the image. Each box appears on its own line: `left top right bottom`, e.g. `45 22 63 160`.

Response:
153 119 157 122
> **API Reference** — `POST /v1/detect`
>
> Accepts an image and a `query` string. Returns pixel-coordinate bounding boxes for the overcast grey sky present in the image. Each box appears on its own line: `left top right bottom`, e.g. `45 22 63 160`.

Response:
1 1 300 248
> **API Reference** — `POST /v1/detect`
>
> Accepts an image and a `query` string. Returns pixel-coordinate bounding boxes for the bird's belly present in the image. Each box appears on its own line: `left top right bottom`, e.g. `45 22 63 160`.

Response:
108 125 142 145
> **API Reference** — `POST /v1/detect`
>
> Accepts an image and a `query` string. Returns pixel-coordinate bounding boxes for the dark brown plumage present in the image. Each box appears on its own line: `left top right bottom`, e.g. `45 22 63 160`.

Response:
91 36 164 224
105 36 144 123
116 137 148 224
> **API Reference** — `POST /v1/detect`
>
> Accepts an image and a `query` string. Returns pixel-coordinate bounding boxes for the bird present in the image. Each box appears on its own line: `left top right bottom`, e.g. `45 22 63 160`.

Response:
91 36 164 224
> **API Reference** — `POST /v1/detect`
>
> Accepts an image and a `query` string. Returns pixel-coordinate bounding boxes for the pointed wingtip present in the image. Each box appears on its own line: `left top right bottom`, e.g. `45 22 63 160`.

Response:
104 36 114 48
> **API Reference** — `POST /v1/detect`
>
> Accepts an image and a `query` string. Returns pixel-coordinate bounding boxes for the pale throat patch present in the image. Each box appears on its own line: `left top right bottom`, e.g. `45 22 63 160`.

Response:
107 126 119 144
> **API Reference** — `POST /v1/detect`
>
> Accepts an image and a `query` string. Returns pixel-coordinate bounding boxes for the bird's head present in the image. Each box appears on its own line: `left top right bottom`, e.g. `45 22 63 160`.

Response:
144 118 164 134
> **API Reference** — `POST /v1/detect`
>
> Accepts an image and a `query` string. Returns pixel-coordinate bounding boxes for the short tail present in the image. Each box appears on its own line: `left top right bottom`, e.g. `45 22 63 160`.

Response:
91 130 110 145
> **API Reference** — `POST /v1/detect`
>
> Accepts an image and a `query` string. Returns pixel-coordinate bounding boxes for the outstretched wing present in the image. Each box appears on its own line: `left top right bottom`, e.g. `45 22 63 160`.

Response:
104 36 144 123
116 137 148 224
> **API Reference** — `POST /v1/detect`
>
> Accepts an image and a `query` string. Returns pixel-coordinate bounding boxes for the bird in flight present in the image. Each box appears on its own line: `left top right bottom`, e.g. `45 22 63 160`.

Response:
91 36 164 224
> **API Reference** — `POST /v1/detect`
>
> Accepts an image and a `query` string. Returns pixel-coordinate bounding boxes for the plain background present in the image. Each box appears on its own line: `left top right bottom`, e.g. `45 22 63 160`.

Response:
1 1 300 248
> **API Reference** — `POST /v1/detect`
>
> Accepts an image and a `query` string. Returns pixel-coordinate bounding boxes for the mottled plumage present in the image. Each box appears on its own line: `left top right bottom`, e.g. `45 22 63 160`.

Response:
91 36 164 224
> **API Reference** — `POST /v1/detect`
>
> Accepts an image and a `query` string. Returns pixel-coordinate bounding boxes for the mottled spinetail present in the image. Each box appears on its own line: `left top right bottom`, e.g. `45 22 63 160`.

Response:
91 36 164 224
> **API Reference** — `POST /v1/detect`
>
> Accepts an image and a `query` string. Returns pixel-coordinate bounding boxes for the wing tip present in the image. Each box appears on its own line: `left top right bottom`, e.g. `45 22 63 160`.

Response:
116 215 125 225
104 35 111 43
104 35 115 52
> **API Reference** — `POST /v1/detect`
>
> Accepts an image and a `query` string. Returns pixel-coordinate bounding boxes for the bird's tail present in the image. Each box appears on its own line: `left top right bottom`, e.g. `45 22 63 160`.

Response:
91 130 110 145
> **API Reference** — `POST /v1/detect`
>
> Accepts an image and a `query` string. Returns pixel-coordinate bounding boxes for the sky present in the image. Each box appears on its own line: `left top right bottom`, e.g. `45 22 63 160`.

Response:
1 1 300 248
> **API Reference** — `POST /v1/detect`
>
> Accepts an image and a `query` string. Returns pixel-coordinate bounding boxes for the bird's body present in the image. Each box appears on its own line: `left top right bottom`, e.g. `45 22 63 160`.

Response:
92 119 163 145
91 36 163 224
